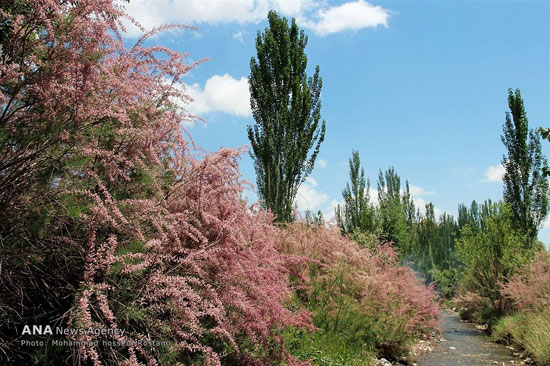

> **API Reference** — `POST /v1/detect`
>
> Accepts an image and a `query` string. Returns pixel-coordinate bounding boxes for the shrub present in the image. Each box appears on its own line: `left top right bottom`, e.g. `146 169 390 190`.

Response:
456 202 529 317
70 149 314 366
1 1 311 364
495 251 550 365
502 250 550 312
282 224 440 361
452 288 502 325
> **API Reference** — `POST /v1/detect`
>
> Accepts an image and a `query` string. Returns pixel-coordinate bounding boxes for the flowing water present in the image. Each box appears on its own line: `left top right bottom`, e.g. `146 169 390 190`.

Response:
417 311 519 366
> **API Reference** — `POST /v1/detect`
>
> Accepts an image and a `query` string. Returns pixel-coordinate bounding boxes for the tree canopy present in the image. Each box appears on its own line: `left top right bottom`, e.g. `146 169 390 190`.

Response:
248 10 326 222
501 88 549 248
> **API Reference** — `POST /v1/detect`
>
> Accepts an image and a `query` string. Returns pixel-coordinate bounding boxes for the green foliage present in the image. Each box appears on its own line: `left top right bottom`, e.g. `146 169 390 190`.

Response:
430 267 460 299
286 327 375 366
376 167 410 250
348 228 379 251
413 203 438 278
336 150 376 234
539 127 550 141
248 10 326 222
457 201 529 315
334 162 463 295
501 88 549 248
538 127 550 178
457 200 481 231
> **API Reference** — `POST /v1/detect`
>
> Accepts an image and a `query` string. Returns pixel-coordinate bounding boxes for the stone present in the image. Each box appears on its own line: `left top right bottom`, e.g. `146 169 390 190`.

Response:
476 324 489 331
375 358 392 366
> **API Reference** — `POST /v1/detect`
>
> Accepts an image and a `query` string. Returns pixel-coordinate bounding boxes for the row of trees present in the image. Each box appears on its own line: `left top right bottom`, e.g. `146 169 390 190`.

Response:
334 89 549 304
334 155 461 294
246 20 550 307
244 12 549 318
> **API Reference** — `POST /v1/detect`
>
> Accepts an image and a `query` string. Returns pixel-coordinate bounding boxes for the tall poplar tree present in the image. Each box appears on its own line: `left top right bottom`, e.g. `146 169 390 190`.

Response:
248 10 326 222
501 88 549 248
377 167 410 248
336 150 375 234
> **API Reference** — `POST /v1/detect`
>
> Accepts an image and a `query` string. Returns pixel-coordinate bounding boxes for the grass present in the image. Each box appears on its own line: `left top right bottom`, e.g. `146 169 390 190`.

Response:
493 310 550 365
285 327 376 366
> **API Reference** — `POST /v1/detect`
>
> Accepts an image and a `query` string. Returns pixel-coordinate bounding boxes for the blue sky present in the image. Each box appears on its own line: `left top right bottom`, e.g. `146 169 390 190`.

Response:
123 0 550 243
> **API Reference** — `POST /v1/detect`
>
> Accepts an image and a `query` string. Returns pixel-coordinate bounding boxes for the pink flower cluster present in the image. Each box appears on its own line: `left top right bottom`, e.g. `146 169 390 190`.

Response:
282 224 441 347
502 251 550 312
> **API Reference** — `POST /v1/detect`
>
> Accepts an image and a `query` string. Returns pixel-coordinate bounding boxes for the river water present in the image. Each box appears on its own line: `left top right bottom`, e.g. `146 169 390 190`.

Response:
417 311 519 366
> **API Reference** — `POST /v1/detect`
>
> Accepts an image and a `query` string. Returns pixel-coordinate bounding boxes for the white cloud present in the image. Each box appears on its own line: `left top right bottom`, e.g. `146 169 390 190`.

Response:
482 164 505 183
317 159 327 168
300 0 389 36
121 0 390 38
232 30 247 42
409 184 435 197
121 0 268 37
295 177 329 212
186 74 251 117
272 0 316 16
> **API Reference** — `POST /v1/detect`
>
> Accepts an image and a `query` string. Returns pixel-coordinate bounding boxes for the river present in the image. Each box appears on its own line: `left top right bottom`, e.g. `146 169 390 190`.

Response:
416 311 520 366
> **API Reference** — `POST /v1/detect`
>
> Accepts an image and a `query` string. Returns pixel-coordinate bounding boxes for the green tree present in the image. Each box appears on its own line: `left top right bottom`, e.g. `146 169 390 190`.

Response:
431 213 461 298
336 150 375 234
437 212 459 269
402 181 417 225
458 200 481 232
457 201 528 315
248 10 326 222
377 167 410 249
501 88 549 248
417 203 438 273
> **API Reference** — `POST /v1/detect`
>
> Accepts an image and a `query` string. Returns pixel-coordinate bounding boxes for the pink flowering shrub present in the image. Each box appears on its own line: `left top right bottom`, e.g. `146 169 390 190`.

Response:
70 148 312 366
502 250 550 312
1 1 310 365
281 224 440 359
495 251 550 364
